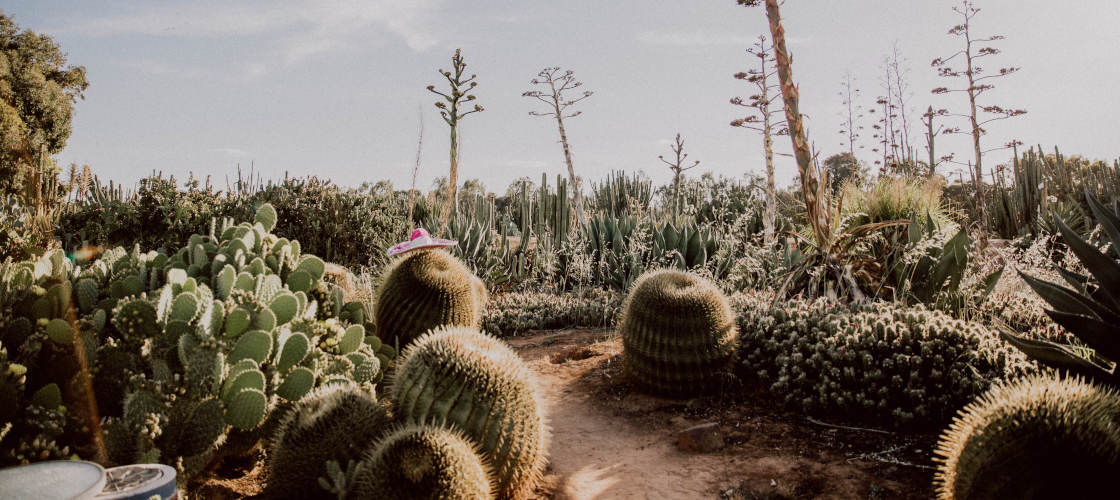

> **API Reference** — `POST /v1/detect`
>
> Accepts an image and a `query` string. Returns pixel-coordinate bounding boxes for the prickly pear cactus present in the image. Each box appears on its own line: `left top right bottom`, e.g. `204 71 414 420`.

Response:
619 269 738 397
374 249 486 349
265 384 392 500
349 424 492 500
0 204 393 483
934 374 1120 499
391 325 547 500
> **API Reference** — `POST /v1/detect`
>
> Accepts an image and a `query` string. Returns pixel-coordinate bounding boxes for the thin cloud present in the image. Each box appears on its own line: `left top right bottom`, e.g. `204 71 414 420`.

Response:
208 148 250 157
58 0 442 60
244 63 268 80
636 30 811 47
117 60 214 79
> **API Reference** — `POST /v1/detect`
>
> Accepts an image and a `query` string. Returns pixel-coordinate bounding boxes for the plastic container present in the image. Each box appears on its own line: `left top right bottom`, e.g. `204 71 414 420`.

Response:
0 460 107 500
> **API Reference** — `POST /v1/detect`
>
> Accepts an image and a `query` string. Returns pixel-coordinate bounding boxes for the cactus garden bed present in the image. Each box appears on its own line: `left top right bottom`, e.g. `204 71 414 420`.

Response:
192 328 934 499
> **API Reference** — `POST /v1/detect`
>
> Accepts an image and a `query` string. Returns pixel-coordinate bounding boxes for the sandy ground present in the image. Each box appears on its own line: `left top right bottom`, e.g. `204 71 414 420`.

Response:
197 328 935 499
509 330 934 500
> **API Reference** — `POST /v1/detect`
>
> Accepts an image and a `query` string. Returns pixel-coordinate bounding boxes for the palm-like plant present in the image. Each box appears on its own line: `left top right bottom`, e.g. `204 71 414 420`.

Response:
1002 195 1120 386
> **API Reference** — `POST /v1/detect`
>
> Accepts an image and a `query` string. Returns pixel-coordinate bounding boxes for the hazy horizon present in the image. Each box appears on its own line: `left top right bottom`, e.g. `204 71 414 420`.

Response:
6 0 1119 193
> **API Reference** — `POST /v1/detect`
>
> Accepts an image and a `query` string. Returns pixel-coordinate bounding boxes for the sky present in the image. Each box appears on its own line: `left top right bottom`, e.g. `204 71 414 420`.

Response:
5 0 1119 194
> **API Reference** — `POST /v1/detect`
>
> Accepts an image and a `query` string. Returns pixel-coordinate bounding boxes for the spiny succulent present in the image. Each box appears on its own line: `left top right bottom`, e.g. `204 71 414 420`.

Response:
933 374 1120 499
265 384 392 500
348 424 493 500
481 289 622 337
374 250 485 349
620 269 738 397
0 203 392 481
736 294 1036 427
1002 196 1120 387
391 325 547 500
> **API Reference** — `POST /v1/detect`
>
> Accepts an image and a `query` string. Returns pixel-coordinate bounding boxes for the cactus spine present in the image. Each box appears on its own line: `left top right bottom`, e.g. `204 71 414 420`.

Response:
374 249 485 348
934 374 1120 499
266 385 392 500
619 269 738 397
349 424 493 500
390 326 547 499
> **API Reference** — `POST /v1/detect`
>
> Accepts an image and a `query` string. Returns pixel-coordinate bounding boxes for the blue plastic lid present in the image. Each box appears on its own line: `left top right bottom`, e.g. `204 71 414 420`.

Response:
97 464 178 500
0 460 107 500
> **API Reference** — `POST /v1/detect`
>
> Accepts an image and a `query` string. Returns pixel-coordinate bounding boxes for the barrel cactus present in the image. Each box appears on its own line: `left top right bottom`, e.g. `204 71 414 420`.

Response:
391 326 547 500
265 384 392 500
349 424 492 500
934 374 1120 499
374 250 485 349
619 269 738 397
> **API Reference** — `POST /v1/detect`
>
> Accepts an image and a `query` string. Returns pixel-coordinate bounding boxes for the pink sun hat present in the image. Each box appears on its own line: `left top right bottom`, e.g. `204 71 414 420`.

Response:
387 228 458 256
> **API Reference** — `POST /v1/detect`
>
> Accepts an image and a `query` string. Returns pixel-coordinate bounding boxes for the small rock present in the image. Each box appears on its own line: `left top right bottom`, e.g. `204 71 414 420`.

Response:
669 416 689 427
677 422 724 453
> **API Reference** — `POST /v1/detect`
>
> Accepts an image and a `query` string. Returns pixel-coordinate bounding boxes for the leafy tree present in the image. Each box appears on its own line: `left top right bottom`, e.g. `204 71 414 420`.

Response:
822 152 864 194
0 11 88 203
427 48 483 233
731 34 787 244
931 0 1025 234
523 67 593 226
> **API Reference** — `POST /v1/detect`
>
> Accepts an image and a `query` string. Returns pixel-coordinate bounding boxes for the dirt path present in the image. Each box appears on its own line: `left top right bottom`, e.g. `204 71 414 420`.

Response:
195 329 934 499
508 330 934 500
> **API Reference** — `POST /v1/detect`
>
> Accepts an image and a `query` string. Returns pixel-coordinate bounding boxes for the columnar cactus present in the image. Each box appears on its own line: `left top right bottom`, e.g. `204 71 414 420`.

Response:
619 269 738 397
934 374 1120 499
391 326 547 500
265 385 392 500
349 424 493 500
374 249 486 348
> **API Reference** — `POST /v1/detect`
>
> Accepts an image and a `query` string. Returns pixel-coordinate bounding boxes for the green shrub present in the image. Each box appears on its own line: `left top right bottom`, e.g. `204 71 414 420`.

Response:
481 289 621 336
226 177 407 270
735 293 1036 427
59 174 406 271
934 374 1120 499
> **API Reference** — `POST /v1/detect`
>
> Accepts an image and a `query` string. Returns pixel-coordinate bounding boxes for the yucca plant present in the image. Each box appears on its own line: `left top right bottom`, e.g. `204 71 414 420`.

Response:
1002 195 1120 386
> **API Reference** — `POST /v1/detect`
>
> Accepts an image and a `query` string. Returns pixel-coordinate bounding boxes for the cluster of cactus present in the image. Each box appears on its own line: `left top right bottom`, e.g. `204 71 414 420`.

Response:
427 195 513 290
267 325 547 499
735 294 1037 427
620 270 738 397
0 204 395 484
481 289 622 337
582 214 731 292
989 145 1120 239
933 374 1120 499
374 249 486 349
588 170 653 218
0 249 95 465
389 326 547 499
264 384 393 499
350 424 493 499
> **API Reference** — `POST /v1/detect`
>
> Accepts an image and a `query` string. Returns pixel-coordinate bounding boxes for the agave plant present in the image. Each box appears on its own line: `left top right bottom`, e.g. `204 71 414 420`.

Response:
778 183 910 300
1002 195 1120 386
